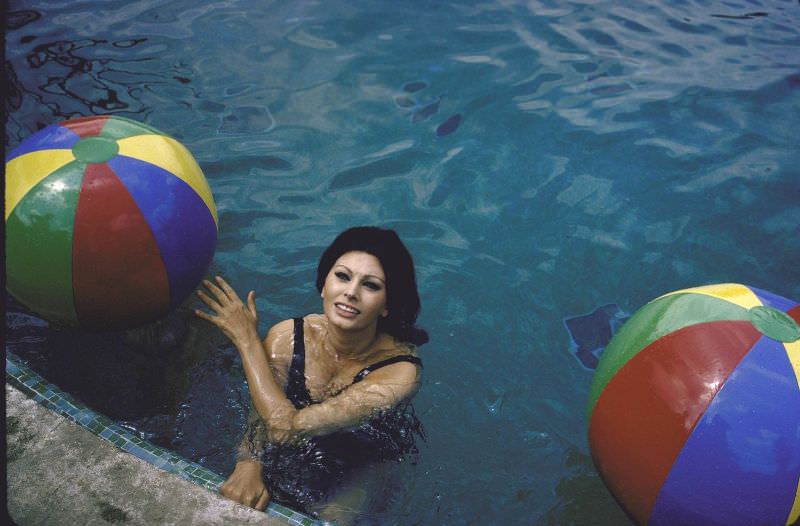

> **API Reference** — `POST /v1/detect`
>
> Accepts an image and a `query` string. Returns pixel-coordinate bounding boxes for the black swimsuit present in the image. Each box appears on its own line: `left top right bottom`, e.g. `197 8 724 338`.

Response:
286 317 422 408
260 318 424 512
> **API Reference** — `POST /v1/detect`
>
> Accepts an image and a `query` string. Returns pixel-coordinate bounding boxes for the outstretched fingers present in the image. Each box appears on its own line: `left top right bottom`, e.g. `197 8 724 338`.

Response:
201 276 251 310
194 278 233 324
215 275 242 302
194 288 223 325
202 278 230 303
247 290 257 317
194 308 216 323
194 277 260 346
196 288 221 310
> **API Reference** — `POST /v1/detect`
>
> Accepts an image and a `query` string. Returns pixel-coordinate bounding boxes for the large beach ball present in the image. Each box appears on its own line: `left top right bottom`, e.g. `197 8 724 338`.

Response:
587 284 800 526
5 115 218 330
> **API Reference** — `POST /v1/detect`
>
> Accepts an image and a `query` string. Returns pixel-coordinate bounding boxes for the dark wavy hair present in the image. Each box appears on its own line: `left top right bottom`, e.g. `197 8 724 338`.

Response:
316 226 428 346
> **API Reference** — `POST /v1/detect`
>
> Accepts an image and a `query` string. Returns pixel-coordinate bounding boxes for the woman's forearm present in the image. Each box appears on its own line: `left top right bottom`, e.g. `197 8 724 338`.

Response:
236 404 267 462
236 333 298 440
194 278 301 443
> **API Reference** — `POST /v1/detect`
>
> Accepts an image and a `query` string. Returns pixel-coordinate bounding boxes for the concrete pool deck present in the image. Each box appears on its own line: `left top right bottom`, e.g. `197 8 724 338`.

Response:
6 383 287 525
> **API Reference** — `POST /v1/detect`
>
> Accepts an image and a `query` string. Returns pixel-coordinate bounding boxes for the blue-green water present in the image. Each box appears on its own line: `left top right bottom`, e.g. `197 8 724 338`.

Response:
5 0 800 524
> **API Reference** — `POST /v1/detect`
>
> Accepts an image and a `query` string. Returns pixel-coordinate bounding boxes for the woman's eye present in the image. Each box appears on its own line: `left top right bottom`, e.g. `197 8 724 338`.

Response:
335 272 350 281
363 281 381 291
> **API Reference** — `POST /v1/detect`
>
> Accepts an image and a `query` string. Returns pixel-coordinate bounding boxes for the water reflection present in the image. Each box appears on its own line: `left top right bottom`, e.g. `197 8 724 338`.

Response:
5 9 194 145
7 9 41 30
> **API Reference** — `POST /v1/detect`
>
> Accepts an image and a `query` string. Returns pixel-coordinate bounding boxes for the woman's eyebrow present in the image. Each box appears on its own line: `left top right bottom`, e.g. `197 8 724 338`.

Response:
334 264 385 283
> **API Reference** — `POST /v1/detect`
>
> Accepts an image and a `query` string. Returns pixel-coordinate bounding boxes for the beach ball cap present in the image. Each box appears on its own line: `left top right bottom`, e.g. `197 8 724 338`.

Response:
71 135 119 163
749 305 800 343
587 283 800 526
5 115 218 330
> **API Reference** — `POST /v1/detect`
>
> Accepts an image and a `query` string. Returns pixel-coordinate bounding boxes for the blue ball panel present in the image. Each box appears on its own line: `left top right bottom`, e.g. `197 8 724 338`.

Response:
7 124 81 162
751 286 798 312
649 335 800 526
108 155 217 308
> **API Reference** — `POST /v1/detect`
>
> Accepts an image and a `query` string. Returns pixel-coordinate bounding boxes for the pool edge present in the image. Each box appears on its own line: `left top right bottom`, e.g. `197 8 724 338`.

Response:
6 351 323 526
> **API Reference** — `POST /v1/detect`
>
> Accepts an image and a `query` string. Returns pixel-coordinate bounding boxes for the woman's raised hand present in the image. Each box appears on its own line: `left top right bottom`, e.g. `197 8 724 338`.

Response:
195 276 259 348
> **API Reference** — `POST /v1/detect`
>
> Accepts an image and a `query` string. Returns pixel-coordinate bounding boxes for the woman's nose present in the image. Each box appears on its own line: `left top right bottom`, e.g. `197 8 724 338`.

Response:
344 284 358 299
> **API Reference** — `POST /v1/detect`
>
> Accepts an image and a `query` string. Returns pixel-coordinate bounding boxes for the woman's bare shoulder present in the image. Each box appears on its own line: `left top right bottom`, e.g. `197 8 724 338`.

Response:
264 318 296 363
357 336 422 381
266 318 295 338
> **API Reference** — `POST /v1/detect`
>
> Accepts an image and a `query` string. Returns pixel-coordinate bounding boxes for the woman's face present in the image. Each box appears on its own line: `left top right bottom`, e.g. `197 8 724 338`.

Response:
321 251 388 332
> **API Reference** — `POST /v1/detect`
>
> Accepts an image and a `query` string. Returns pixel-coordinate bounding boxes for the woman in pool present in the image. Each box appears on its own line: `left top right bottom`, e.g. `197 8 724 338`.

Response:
195 226 427 523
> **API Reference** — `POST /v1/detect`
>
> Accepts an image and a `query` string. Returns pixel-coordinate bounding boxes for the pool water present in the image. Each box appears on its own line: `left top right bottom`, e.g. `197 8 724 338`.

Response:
5 0 800 524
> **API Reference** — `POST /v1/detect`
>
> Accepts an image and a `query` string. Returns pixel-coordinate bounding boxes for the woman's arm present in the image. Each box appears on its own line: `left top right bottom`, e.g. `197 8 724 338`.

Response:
196 277 421 444
219 405 271 510
254 326 420 443
195 276 295 430
235 403 268 462
278 357 420 440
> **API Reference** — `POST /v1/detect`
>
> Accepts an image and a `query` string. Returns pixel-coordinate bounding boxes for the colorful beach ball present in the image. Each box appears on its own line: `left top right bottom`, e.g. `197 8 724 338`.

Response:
587 284 800 526
5 115 218 330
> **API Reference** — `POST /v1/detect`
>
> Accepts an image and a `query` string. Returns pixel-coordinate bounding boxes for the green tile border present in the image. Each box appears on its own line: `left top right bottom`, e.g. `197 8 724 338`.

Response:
6 351 328 526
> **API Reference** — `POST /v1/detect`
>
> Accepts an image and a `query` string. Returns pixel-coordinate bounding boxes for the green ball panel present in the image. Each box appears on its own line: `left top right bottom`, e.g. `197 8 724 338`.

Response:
586 292 751 419
6 161 85 325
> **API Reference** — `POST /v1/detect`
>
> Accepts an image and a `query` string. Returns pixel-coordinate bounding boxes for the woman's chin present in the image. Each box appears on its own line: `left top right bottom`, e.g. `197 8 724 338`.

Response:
326 311 377 333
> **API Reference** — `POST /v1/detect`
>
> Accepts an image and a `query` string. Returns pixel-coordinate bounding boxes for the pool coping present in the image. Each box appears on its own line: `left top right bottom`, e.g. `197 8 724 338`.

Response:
6 351 325 526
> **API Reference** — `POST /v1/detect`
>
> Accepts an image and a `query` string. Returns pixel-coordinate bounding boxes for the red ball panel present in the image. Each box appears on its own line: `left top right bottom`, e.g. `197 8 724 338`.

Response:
72 163 170 329
60 115 110 138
